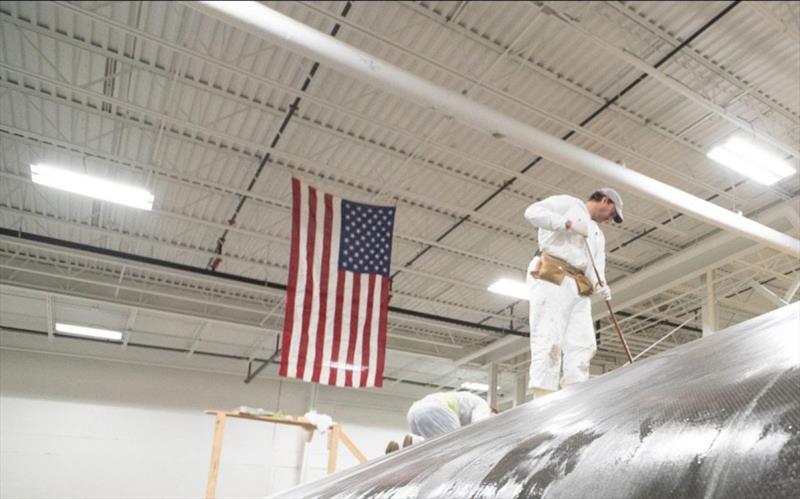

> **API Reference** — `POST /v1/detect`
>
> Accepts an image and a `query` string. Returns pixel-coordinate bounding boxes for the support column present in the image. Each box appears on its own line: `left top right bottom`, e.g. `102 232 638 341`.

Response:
307 383 319 410
487 363 498 411
514 372 528 407
298 384 319 485
702 269 718 337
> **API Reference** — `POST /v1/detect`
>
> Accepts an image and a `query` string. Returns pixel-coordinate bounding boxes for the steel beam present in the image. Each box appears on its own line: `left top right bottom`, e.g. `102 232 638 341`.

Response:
191 1 799 257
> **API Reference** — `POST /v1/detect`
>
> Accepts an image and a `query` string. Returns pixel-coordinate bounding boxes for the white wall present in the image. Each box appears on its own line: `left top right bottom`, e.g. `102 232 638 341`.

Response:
0 349 413 498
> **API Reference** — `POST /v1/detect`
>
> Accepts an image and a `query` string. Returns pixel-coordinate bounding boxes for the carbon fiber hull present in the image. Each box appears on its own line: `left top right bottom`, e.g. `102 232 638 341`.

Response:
276 302 800 498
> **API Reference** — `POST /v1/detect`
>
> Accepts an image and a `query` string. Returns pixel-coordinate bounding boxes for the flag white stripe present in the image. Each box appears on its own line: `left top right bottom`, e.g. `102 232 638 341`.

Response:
352 273 369 386
319 197 340 385
287 183 309 378
302 189 325 381
336 271 354 387
367 276 383 386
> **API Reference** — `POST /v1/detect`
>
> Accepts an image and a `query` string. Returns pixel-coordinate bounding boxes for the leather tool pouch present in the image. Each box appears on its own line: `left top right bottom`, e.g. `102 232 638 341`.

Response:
531 254 594 297
530 255 566 285
574 274 593 297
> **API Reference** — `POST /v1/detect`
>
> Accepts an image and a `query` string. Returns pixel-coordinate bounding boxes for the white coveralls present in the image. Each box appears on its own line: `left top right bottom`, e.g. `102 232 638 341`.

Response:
524 195 607 392
406 391 491 439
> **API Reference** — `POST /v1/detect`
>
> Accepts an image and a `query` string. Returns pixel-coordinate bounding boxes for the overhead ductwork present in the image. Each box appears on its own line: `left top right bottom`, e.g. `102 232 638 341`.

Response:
190 1 799 258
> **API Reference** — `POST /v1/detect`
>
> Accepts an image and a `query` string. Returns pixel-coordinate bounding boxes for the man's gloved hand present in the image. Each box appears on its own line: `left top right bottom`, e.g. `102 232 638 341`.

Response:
566 219 589 237
595 283 612 301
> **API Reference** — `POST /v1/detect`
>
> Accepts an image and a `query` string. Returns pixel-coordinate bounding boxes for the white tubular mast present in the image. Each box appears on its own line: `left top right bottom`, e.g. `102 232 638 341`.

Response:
192 1 800 258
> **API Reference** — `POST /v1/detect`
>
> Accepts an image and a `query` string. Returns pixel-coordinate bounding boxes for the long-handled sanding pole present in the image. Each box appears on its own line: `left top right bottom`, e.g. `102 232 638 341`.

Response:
583 238 634 364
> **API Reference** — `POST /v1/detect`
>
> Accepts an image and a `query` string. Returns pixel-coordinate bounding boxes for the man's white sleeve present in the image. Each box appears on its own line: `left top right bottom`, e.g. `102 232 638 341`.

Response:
524 196 569 231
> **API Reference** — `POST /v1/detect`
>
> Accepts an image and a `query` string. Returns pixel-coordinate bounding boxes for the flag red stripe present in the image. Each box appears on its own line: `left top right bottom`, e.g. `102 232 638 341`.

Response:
280 178 302 377
359 274 376 387
375 277 390 386
328 269 345 386
345 274 361 388
311 193 333 383
295 186 316 379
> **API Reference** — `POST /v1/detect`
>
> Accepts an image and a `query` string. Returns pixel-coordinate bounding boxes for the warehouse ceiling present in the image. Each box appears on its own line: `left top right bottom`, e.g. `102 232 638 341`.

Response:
1 1 798 400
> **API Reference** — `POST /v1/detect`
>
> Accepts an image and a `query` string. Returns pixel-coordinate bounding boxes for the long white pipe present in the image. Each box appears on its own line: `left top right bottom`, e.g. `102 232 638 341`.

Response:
191 1 800 258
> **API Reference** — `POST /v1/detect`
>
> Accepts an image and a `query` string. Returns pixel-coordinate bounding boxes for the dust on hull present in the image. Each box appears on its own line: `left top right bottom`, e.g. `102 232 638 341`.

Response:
276 302 800 498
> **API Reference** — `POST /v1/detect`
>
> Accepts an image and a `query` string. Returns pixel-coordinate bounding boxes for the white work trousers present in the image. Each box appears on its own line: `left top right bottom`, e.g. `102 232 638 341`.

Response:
407 399 460 439
527 259 596 391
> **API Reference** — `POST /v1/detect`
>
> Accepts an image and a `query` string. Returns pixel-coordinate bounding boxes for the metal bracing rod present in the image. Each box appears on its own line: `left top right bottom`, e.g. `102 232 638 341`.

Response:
0 201 525 322
0 235 286 301
1 327 465 391
0 261 487 352
0 91 612 271
300 0 762 206
0 14 695 248
3 116 682 258
599 250 789 338
0 261 281 318
367 5 544 203
244 336 281 384
0 232 524 340
747 279 789 308
784 274 800 303
191 1 800 258
606 1 798 124
0 11 699 223
0 201 508 302
0 126 288 209
0 205 289 277
592 197 800 320
0 203 522 304
745 1 800 45
0 293 282 351
540 2 800 159
0 169 287 244
52 0 764 210
0 77 547 251
0 130 523 271
1 9 729 243
633 314 697 361
0 161 526 277
1 283 474 355
0 230 520 325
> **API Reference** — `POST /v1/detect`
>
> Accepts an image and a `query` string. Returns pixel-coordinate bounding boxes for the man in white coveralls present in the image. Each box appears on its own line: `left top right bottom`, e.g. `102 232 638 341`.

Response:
524 188 624 399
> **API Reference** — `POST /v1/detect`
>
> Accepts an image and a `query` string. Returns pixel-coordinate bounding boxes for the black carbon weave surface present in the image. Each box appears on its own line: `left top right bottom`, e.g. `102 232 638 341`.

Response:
275 303 800 498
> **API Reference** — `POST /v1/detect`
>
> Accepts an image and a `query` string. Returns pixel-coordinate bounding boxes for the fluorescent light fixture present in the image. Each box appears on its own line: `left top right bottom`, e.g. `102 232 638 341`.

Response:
55 323 123 341
707 136 796 186
31 163 154 210
460 382 489 392
488 278 528 300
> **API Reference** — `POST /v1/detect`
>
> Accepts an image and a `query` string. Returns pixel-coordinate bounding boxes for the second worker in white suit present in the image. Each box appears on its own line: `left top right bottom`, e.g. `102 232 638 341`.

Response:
524 188 624 398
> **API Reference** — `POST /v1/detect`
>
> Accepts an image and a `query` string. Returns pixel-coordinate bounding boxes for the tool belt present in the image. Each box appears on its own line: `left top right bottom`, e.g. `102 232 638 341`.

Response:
531 253 594 297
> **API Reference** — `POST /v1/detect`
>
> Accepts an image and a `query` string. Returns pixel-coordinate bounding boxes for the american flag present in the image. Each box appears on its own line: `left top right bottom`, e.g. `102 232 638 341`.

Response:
280 178 395 388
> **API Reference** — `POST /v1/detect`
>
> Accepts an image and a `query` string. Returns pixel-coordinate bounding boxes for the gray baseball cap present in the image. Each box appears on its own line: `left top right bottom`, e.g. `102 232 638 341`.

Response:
599 187 624 223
